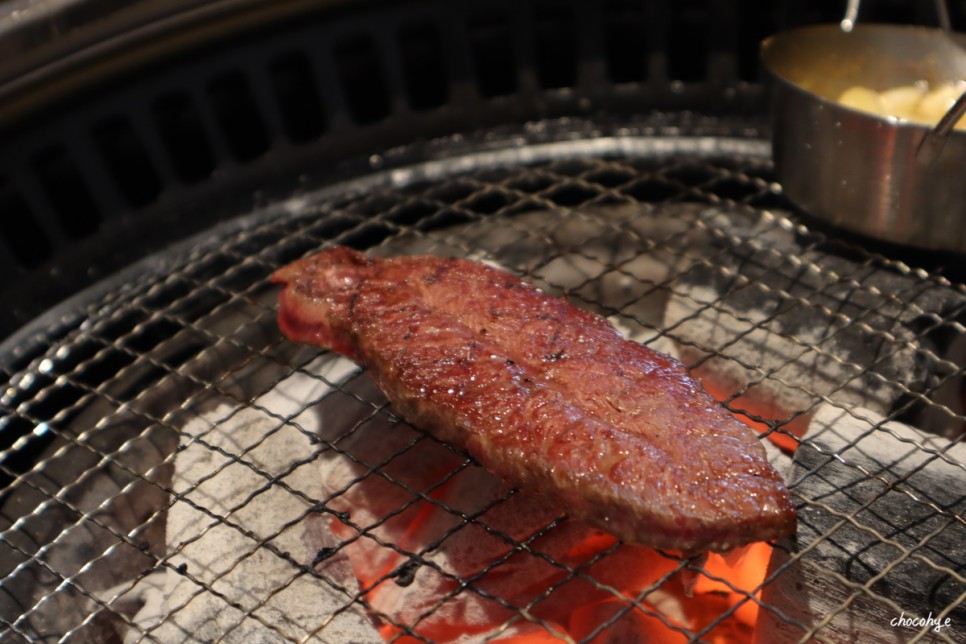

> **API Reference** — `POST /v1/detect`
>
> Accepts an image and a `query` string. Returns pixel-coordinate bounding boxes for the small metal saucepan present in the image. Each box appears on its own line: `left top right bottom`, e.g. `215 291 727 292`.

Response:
760 24 966 253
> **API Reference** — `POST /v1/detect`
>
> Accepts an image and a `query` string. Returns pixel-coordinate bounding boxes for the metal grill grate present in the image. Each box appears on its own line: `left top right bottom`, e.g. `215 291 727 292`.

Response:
1 138 964 643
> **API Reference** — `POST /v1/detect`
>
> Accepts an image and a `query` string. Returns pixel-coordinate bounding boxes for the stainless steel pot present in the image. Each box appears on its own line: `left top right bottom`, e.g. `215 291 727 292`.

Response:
761 24 966 253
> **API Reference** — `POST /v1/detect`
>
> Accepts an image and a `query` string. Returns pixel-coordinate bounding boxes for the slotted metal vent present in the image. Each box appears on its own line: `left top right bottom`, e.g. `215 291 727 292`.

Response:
1 135 963 642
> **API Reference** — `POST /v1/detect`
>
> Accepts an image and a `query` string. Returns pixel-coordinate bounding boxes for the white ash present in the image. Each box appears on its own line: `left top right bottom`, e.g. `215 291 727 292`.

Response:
122 360 378 643
798 403 965 482
664 283 891 414
609 313 681 361
658 204 965 443
760 433 793 483
757 404 965 643
377 203 699 311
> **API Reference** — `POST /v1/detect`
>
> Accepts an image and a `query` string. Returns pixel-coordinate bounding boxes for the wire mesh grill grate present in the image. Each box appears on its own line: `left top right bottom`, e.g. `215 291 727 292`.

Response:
1 146 964 643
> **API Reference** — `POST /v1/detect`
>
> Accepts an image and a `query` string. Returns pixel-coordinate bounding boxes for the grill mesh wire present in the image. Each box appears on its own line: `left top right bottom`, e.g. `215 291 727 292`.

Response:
0 149 964 643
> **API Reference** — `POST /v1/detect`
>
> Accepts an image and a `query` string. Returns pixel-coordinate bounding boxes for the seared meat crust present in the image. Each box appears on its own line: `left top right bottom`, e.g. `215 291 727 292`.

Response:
273 246 795 552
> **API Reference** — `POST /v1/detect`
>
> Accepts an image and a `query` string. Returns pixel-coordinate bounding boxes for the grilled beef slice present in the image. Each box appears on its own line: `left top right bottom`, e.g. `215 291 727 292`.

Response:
272 246 795 552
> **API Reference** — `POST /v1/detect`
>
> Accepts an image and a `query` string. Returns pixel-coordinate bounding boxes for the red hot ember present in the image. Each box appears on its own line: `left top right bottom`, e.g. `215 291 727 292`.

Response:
272 247 795 553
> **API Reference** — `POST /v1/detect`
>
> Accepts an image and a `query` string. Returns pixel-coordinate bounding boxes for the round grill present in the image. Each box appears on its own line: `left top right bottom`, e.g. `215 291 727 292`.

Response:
1 128 963 642
1 1 965 642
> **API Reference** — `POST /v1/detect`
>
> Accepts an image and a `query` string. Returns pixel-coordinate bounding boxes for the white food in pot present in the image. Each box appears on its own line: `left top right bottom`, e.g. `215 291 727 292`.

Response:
837 81 966 129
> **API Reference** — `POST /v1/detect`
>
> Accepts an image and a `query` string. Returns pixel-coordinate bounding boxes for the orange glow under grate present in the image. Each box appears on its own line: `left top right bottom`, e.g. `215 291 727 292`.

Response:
323 375 795 642
336 517 774 642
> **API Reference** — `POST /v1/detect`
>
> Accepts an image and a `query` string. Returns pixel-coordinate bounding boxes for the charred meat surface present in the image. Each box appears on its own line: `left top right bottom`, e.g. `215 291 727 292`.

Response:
272 246 796 552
